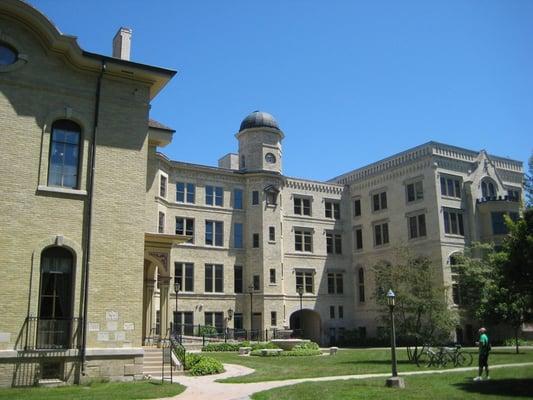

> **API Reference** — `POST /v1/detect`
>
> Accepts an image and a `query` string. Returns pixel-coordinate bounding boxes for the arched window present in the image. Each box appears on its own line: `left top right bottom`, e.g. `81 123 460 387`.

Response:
48 120 81 189
481 178 496 198
38 247 74 348
0 42 18 65
358 267 365 303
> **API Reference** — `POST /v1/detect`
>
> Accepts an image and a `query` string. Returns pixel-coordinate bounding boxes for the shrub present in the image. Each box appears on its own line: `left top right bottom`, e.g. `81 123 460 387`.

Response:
202 342 241 352
250 349 280 357
188 356 224 376
251 341 279 351
184 353 203 370
293 341 320 351
198 325 219 337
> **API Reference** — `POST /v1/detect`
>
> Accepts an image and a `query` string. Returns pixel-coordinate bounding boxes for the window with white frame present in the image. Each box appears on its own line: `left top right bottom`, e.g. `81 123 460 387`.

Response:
406 180 423 202
158 211 165 233
450 254 462 305
174 262 194 292
326 232 342 254
408 213 427 239
325 201 340 219
205 185 223 206
440 176 461 198
160 174 167 198
373 222 389 246
353 198 362 217
294 229 313 252
48 120 81 189
270 311 277 326
205 220 223 246
233 223 243 248
294 197 311 216
327 272 343 294
358 267 365 302
481 178 496 198
176 182 195 203
205 264 223 293
233 188 243 209
443 209 464 236
175 217 194 242
295 270 314 293
270 268 276 284
269 226 275 242
372 191 388 212
354 227 363 250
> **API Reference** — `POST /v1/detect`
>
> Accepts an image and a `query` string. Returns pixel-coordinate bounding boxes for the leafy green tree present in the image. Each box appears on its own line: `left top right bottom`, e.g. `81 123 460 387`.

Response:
525 152 533 207
503 209 533 300
457 237 531 354
372 248 458 362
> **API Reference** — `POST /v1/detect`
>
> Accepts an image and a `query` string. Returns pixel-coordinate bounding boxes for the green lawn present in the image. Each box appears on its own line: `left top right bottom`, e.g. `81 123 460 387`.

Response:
0 380 186 400
251 365 533 400
210 347 533 383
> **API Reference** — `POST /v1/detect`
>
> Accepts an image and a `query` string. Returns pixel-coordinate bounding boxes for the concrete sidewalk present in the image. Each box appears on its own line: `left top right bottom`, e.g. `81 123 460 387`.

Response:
160 361 533 400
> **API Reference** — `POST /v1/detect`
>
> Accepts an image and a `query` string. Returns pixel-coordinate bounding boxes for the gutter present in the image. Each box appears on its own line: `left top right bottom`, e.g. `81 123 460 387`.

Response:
80 60 106 376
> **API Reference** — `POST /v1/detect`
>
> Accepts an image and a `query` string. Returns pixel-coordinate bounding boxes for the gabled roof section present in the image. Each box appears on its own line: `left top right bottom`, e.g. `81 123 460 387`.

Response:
1 0 176 99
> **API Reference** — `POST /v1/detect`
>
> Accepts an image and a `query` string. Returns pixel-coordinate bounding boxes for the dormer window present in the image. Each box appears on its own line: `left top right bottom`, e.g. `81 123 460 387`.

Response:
481 179 496 198
264 185 279 206
0 42 17 65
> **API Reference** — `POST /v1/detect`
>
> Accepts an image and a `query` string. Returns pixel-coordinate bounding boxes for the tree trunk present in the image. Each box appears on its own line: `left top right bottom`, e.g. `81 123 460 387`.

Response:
515 326 520 354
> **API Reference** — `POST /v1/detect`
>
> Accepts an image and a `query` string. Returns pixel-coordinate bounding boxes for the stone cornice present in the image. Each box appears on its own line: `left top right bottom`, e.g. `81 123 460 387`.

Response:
285 178 344 195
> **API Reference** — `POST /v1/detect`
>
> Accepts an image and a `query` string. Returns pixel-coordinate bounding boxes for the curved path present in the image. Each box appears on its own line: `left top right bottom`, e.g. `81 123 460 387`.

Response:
161 361 533 400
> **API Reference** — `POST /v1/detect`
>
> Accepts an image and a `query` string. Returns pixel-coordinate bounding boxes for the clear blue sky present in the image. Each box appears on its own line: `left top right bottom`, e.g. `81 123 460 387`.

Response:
32 0 533 181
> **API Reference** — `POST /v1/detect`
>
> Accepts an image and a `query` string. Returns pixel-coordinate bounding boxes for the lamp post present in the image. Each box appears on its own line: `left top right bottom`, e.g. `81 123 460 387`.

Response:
385 289 404 388
174 282 180 336
248 285 254 337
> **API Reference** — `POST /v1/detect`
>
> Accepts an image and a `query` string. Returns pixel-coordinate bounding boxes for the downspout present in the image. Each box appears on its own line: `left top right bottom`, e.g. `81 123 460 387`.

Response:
80 60 106 376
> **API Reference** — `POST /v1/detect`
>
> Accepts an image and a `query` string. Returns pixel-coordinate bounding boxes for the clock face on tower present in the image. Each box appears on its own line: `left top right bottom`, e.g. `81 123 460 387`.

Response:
265 153 276 164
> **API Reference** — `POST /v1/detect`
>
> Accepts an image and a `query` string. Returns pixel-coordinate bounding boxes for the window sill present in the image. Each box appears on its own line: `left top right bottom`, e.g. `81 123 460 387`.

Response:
37 185 87 197
444 234 465 239
373 243 390 249
408 235 428 242
441 195 461 201
406 198 424 205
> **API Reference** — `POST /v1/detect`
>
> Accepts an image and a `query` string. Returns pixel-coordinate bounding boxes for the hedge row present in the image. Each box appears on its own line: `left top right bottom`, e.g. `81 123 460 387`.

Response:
183 352 224 376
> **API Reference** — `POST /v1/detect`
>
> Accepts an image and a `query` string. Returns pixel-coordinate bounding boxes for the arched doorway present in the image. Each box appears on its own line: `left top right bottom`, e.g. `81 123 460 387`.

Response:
289 309 321 344
38 246 74 348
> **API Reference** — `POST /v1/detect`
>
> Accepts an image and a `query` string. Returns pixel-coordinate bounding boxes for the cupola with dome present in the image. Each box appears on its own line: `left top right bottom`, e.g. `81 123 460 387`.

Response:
236 111 284 173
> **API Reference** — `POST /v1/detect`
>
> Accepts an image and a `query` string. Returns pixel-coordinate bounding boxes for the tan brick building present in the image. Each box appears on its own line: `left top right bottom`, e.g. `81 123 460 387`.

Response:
0 0 180 386
0 0 524 387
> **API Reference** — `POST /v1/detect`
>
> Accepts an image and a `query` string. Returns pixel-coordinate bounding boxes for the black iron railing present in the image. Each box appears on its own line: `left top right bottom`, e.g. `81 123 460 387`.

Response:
23 317 81 350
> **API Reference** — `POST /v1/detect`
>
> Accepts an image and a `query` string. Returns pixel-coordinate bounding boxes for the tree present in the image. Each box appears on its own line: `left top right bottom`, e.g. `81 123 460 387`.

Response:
457 239 530 354
372 248 458 362
503 209 533 301
525 152 533 207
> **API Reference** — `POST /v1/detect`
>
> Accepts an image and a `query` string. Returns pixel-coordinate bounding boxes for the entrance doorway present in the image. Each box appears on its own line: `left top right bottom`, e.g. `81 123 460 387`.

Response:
289 309 321 344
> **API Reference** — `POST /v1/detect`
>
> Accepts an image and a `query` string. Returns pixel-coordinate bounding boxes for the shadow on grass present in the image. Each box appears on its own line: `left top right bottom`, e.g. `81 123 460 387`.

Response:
454 378 533 398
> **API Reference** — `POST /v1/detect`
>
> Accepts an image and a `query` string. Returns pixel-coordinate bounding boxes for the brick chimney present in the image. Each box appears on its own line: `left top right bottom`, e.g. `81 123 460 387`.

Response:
112 27 132 60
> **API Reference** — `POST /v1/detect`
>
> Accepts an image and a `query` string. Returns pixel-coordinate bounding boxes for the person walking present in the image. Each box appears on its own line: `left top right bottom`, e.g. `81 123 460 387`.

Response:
474 327 490 381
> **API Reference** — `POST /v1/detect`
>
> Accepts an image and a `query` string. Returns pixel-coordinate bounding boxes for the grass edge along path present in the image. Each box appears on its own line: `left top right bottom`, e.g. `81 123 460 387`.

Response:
250 363 533 400
0 380 186 400
211 347 533 383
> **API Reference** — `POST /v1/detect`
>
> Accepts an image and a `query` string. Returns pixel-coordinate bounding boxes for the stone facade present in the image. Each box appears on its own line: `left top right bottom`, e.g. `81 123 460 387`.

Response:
0 0 524 388
149 122 522 347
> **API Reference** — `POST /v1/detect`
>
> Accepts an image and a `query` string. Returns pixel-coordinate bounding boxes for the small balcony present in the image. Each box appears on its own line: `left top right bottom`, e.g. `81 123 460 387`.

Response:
22 317 81 350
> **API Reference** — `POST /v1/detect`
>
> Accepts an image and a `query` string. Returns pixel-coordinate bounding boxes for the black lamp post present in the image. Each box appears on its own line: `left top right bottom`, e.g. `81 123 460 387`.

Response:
174 282 180 335
297 285 304 312
386 289 404 388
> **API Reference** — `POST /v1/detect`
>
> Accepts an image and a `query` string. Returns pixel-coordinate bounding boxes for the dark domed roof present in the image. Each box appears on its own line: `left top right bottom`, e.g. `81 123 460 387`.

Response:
239 111 280 132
